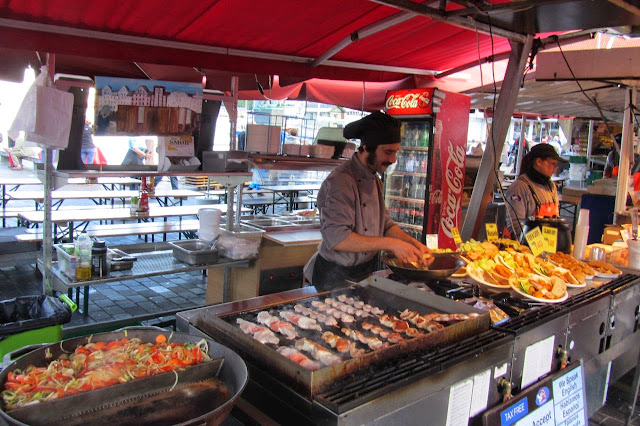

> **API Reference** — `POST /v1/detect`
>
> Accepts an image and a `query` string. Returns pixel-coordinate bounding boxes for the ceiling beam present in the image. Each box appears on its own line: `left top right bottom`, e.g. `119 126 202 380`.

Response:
0 18 436 77
310 0 440 68
369 0 528 42
447 0 569 18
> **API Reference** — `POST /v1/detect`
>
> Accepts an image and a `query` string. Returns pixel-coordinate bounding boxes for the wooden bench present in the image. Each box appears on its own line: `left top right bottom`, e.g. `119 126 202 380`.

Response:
16 219 200 243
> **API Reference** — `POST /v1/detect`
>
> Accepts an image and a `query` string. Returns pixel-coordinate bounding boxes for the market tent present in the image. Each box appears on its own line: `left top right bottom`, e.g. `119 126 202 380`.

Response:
2 0 639 94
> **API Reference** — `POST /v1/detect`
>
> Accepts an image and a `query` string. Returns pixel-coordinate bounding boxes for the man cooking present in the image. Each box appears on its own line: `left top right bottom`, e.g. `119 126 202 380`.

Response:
306 111 430 291
505 143 568 239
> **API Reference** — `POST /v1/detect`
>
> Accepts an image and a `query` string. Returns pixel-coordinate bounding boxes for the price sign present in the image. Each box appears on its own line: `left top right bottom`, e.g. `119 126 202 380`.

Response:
541 226 558 254
451 227 462 246
485 223 499 241
525 226 546 257
426 234 439 250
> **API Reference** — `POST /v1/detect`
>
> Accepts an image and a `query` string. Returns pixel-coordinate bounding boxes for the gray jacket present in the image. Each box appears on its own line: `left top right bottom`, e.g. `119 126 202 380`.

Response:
505 174 558 239
316 154 395 267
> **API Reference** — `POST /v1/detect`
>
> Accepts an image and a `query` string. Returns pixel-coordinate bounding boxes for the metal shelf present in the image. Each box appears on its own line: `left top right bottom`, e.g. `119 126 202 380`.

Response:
49 250 250 289
387 195 426 204
399 146 429 152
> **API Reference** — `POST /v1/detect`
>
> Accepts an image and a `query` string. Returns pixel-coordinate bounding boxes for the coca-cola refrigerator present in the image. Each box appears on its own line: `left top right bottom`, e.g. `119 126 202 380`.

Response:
384 88 471 250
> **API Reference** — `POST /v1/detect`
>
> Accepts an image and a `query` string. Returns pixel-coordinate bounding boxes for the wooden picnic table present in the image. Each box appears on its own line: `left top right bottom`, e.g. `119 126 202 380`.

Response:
0 177 141 207
18 203 243 241
260 184 320 212
7 189 204 209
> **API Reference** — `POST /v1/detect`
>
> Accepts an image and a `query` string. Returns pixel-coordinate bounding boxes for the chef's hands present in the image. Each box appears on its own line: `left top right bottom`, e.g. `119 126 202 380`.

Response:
389 239 429 265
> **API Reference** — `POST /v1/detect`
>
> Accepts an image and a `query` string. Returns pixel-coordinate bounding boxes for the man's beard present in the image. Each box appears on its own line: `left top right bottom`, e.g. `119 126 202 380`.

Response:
366 147 392 172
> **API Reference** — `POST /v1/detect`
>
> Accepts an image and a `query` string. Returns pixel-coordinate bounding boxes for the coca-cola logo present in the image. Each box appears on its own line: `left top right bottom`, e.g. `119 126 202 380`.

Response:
441 140 466 239
386 92 431 110
429 189 442 205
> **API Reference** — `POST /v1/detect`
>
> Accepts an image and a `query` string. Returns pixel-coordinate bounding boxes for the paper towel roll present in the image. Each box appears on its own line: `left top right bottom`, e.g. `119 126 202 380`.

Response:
198 208 222 241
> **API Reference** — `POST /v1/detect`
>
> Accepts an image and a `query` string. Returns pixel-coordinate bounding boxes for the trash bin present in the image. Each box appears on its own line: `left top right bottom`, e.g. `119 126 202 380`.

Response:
0 295 76 358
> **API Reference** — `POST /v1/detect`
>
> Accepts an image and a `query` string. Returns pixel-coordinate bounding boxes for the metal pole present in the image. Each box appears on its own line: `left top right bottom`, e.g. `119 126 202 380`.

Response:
587 120 594 169
42 148 54 295
462 35 534 241
230 76 239 150
615 87 636 213
226 185 234 231
515 116 526 175
235 184 243 226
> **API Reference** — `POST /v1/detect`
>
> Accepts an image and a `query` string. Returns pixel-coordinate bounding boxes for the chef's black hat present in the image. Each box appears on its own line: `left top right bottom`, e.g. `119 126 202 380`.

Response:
343 111 401 148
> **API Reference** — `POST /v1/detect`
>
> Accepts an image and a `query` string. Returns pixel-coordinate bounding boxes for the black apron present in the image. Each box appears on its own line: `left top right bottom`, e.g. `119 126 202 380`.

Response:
312 254 377 292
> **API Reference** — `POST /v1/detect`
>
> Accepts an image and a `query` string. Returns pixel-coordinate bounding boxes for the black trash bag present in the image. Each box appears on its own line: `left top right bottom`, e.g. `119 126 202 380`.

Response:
0 295 72 340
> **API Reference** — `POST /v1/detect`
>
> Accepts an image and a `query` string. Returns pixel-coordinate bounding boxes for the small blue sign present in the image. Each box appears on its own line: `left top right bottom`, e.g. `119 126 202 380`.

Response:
501 397 529 426
536 386 550 406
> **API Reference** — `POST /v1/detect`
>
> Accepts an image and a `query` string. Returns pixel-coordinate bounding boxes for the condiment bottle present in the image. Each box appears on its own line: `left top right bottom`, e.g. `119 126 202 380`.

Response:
138 177 149 213
74 232 92 280
91 240 109 278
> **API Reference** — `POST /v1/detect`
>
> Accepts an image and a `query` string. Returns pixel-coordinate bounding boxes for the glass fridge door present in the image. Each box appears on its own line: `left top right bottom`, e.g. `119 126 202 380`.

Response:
384 119 432 243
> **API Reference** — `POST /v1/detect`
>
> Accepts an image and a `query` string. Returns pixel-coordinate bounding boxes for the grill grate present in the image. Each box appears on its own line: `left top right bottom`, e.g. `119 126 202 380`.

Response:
315 330 510 414
494 304 566 334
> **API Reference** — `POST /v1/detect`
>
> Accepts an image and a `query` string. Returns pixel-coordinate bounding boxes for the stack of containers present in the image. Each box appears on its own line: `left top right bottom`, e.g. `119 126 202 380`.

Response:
573 209 590 260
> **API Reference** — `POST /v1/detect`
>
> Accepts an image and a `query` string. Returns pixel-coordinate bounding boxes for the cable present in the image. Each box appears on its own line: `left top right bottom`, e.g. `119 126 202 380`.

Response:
553 38 623 153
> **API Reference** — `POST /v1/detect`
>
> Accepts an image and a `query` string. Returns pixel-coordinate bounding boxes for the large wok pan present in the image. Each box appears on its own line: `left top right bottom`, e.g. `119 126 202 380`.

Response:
382 252 465 281
0 327 248 426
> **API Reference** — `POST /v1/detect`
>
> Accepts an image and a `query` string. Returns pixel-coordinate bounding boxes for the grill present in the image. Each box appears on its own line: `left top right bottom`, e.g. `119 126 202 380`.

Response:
176 274 640 425
189 277 489 398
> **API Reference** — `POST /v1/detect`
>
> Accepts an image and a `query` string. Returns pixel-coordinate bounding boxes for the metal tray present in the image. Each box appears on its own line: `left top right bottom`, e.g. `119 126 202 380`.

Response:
109 248 136 271
169 240 219 265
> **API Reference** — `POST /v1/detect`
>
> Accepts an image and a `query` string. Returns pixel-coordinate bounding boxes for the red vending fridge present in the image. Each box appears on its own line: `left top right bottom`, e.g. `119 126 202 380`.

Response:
385 88 471 250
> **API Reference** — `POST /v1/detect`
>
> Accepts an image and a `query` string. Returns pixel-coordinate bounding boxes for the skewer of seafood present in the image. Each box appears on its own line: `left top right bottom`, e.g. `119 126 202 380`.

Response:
379 314 421 337
236 318 280 345
277 346 322 370
310 301 355 323
256 311 298 339
334 295 384 315
321 332 365 357
398 310 446 333
293 304 339 327
362 322 403 342
341 328 388 350
279 311 322 331
295 338 342 366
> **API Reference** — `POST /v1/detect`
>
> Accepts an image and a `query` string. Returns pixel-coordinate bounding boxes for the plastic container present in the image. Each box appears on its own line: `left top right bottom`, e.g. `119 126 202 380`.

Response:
216 227 264 260
91 240 109 278
54 243 77 279
0 295 76 358
569 156 587 182
74 232 93 281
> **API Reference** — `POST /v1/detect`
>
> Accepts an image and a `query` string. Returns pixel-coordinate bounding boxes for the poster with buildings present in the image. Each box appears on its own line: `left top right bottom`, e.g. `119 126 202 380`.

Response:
95 77 203 136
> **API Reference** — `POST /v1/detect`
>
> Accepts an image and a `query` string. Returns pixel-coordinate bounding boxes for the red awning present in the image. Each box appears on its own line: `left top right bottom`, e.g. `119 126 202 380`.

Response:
0 0 513 85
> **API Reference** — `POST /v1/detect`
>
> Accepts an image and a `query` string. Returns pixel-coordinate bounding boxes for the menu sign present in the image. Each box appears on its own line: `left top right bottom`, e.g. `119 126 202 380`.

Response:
385 88 435 116
482 362 587 426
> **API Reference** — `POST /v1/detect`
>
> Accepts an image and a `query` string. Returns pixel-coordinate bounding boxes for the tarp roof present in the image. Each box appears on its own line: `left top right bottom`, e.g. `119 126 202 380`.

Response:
1 0 640 111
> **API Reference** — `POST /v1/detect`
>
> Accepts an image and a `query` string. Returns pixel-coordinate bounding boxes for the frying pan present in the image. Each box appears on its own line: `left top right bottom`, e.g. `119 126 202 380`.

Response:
0 327 248 426
382 252 466 281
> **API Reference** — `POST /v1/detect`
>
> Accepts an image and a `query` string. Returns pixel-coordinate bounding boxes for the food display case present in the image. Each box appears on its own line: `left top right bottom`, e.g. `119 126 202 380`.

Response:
384 88 471 249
